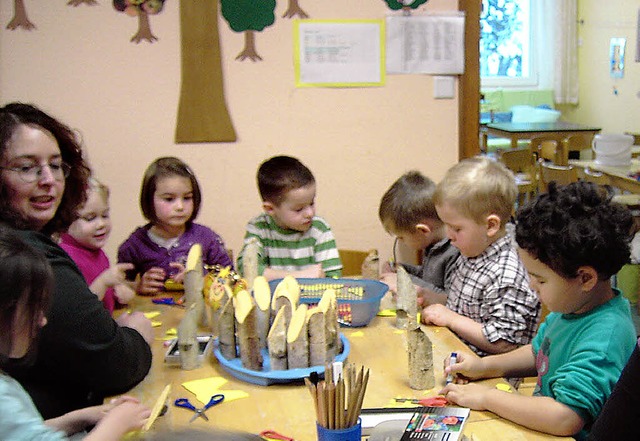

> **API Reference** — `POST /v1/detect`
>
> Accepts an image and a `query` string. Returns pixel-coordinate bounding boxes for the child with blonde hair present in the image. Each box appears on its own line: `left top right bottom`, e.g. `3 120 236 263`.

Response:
421 157 540 355
60 177 135 313
441 182 637 439
118 157 232 295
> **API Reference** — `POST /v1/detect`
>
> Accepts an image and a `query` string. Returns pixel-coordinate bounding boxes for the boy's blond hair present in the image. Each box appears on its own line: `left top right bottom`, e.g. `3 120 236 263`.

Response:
433 157 516 224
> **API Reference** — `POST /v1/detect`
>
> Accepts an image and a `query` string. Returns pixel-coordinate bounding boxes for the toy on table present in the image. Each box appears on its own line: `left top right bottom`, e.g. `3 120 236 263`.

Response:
174 394 224 422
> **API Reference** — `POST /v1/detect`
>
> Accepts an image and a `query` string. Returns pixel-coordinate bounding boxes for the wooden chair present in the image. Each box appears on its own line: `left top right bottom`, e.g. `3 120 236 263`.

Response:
498 147 538 206
538 161 578 192
563 134 589 160
531 135 568 166
338 249 373 277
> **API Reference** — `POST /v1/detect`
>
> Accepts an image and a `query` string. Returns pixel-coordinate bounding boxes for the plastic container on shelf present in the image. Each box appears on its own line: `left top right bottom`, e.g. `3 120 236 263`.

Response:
592 133 634 167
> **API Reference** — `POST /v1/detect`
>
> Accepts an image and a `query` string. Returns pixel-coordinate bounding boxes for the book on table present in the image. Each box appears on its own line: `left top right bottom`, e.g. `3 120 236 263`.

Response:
400 406 470 440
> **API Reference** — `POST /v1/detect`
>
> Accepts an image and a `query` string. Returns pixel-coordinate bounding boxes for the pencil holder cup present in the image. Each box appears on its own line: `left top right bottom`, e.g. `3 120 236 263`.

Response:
316 419 361 441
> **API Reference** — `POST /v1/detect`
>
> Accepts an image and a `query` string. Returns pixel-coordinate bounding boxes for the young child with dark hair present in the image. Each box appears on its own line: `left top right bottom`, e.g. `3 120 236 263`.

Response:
237 155 342 281
0 227 150 440
441 181 637 440
378 170 459 305
421 157 540 355
60 177 135 313
118 157 232 295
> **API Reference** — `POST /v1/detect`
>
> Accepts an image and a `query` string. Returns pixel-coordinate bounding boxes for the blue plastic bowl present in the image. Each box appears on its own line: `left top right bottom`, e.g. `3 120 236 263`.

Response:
268 278 388 327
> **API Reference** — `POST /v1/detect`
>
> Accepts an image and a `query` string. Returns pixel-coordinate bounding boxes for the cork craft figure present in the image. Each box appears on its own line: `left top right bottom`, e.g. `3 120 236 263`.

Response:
184 244 207 327
178 304 199 370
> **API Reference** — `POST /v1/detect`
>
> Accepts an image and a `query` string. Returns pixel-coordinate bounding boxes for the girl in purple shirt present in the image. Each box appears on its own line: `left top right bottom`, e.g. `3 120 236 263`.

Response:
118 157 232 295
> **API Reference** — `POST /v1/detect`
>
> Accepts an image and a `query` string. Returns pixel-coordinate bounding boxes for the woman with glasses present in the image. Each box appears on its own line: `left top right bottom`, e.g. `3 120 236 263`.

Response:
0 102 153 420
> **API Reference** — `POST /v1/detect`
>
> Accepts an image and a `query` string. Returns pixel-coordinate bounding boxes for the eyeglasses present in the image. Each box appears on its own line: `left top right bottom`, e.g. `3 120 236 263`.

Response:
0 162 71 183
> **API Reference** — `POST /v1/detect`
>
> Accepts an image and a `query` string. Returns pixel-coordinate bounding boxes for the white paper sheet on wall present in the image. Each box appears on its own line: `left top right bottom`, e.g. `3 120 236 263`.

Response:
386 13 465 75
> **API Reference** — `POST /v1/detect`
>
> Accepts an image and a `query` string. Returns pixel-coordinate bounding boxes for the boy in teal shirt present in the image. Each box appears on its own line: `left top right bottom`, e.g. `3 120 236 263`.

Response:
441 181 637 440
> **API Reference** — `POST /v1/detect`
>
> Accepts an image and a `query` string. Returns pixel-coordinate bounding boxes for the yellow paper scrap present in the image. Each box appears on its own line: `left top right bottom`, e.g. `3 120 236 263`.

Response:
377 309 396 317
349 331 364 338
166 327 177 336
181 377 249 405
496 383 513 393
151 320 162 328
144 311 161 319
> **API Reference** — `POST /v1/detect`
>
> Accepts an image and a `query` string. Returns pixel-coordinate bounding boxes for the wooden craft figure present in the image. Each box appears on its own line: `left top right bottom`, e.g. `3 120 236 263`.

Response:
407 326 435 390
234 289 263 370
396 265 417 329
178 304 199 370
184 243 207 327
361 249 380 280
241 237 260 289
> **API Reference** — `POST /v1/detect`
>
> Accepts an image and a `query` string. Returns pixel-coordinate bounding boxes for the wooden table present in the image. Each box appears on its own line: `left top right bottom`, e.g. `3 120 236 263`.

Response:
124 296 572 440
569 159 640 194
483 122 601 150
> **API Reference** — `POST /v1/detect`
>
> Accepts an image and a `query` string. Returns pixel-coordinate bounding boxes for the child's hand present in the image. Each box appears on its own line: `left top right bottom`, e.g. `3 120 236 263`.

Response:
101 263 134 287
421 303 454 327
114 284 135 304
444 351 484 383
438 382 493 411
89 400 151 439
138 267 166 295
381 260 395 274
379 272 398 294
168 262 186 283
116 311 154 344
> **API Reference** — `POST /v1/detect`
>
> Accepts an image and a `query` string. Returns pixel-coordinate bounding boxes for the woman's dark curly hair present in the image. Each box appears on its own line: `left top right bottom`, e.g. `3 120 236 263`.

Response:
0 103 91 235
516 181 633 279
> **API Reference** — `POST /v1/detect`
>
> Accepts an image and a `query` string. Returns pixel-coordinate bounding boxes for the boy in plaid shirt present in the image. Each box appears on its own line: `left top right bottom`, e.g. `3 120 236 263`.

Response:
421 157 540 355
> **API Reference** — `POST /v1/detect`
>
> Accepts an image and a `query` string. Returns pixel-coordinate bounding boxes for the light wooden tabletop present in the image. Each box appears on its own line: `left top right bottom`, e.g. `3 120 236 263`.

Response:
121 295 572 440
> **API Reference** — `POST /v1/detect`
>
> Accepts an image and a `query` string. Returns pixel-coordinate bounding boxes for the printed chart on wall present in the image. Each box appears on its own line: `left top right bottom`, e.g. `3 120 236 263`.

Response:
294 19 385 88
386 12 465 75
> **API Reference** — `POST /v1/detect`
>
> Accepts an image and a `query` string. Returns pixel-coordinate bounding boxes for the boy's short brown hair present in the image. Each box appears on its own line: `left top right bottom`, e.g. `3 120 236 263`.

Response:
433 157 516 224
378 170 439 232
257 155 315 206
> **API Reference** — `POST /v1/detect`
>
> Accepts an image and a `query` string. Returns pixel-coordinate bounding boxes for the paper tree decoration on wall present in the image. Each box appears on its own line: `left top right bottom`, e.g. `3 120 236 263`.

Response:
113 0 166 43
282 0 309 19
220 0 277 61
383 0 429 10
7 0 35 30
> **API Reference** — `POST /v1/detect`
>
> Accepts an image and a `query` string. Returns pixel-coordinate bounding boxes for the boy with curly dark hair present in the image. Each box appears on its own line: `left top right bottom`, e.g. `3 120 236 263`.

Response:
440 181 637 440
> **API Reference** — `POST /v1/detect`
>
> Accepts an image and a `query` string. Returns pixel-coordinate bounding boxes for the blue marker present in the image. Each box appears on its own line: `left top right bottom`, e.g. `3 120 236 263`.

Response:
446 352 457 384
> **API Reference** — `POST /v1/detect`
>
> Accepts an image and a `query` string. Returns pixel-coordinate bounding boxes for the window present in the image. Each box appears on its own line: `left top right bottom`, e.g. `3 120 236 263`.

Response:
480 0 541 88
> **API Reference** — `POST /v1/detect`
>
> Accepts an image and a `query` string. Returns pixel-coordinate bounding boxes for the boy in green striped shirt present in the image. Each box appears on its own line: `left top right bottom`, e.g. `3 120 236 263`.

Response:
237 155 342 281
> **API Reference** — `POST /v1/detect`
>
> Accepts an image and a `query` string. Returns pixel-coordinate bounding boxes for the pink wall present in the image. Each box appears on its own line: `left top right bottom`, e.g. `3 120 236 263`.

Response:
0 0 459 265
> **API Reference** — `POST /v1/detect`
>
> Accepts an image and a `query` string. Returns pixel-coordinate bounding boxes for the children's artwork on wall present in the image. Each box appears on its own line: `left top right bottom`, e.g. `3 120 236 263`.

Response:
113 0 166 44
6 0 35 30
220 0 277 61
610 37 626 79
383 0 429 12
221 0 310 62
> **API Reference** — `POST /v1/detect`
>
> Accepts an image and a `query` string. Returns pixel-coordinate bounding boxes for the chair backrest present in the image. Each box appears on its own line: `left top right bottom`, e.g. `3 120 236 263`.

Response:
563 134 589 159
538 161 578 192
531 135 568 165
339 249 375 277
499 147 536 175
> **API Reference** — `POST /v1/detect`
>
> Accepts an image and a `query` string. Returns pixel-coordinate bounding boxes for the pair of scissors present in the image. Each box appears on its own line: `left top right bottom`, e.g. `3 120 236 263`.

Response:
174 394 224 422
395 396 448 407
152 297 184 307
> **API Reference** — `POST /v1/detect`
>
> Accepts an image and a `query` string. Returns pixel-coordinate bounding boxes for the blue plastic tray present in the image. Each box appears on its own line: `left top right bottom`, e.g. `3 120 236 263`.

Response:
268 278 389 327
213 334 350 386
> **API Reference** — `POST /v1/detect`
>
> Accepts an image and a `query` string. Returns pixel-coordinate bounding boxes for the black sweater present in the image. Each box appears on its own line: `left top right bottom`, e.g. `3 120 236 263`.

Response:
4 230 152 419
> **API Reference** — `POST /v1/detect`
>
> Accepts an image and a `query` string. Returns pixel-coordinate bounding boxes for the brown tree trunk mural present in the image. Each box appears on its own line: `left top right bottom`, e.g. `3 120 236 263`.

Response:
7 0 35 30
235 31 262 62
175 0 237 143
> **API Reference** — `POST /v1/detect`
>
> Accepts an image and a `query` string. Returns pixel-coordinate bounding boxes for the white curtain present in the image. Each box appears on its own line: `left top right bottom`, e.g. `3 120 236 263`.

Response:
549 0 579 104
